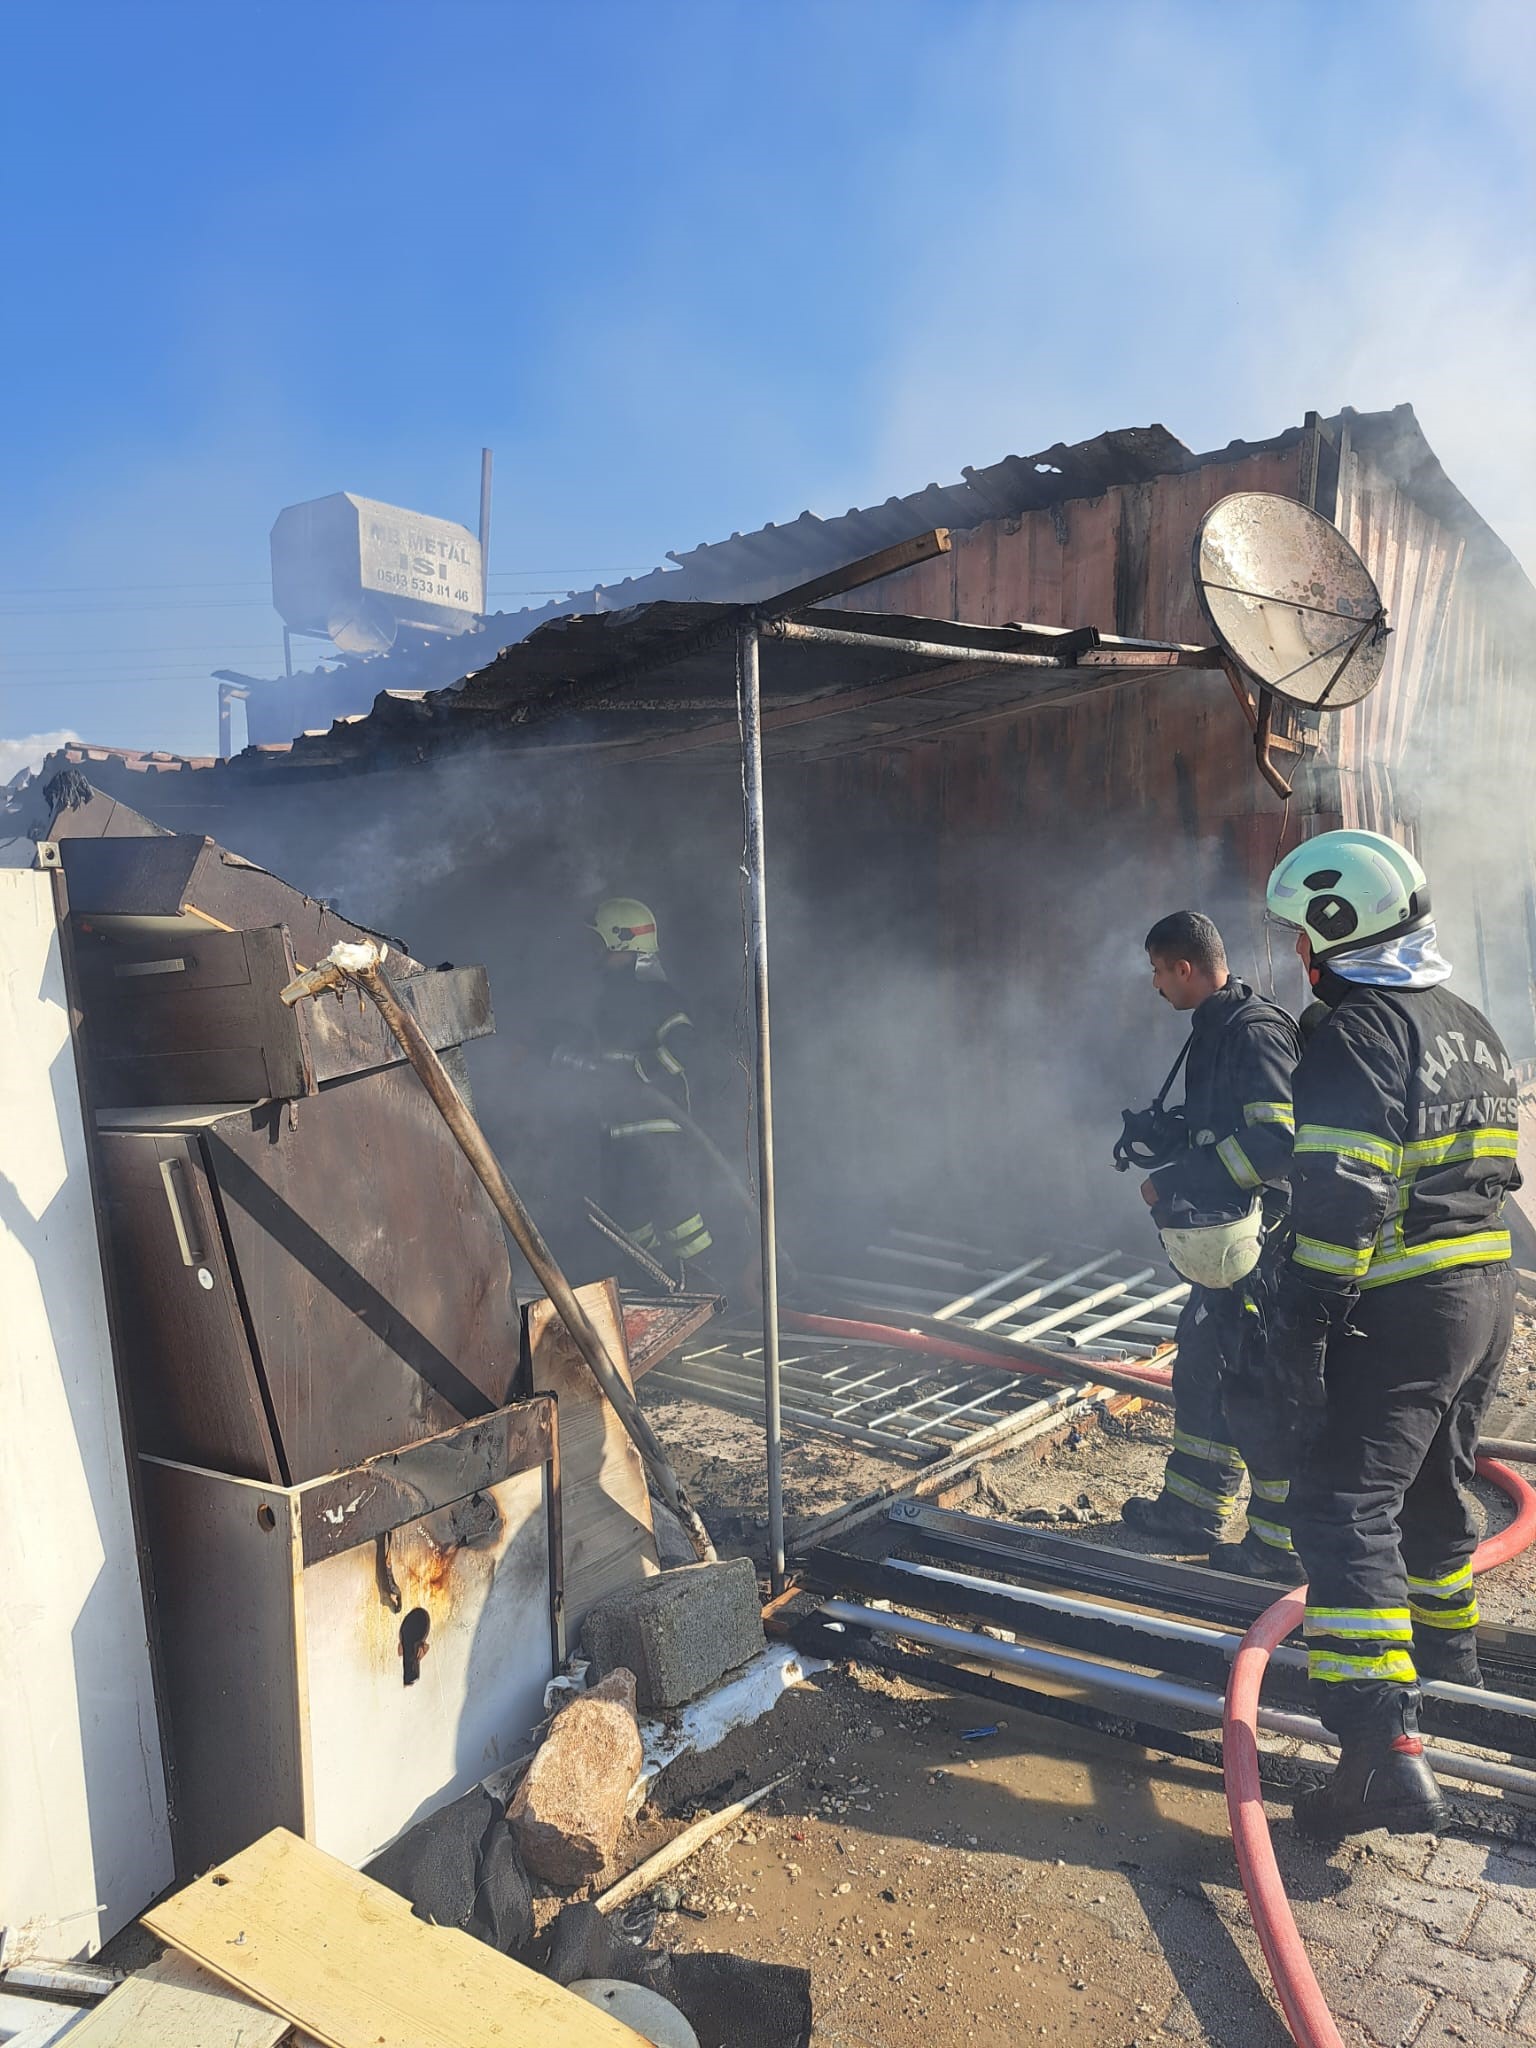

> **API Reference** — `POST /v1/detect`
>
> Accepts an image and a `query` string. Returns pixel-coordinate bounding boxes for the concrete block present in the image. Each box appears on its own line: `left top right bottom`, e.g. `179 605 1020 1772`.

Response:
508 1669 643 1888
581 1559 766 1712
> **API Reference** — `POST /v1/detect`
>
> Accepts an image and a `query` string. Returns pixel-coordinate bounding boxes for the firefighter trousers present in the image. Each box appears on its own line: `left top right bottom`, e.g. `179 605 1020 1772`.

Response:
599 1127 713 1269
1290 1260 1514 1734
1160 1287 1294 1554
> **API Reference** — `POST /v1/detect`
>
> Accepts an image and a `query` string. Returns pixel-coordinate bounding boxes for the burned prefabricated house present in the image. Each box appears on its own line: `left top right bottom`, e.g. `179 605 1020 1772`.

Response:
53 403 1536 1262
5 400 1535 1981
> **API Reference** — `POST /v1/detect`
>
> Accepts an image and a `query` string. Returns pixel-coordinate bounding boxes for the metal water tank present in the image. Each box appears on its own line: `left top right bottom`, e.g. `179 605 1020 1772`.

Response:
271 493 484 653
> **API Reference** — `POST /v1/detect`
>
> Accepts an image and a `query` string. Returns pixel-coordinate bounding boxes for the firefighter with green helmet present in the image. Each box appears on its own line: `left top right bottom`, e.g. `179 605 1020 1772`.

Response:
1262 828 1520 1839
585 896 714 1280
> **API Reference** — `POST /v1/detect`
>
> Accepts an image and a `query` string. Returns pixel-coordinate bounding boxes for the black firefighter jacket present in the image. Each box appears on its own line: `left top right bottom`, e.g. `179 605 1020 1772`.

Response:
1147 980 1302 1219
1287 978 1521 1292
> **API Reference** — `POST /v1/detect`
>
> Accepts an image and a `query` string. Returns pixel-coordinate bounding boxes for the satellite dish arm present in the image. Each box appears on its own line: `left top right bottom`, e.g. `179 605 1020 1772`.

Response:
1219 655 1294 801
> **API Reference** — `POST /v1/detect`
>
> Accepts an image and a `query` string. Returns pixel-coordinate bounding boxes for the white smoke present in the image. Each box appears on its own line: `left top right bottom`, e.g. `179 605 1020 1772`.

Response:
0 731 77 788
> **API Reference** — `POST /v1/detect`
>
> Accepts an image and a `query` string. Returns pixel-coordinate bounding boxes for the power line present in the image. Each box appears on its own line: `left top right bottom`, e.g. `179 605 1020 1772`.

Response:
0 567 655 599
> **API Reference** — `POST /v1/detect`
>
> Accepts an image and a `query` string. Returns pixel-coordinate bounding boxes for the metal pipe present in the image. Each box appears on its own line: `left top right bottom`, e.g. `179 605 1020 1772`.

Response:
935 1256 1050 1320
769 620 1061 668
1005 1267 1159 1341
478 447 494 614
1479 1436 1536 1464
281 942 715 1562
739 621 786 1594
818 1600 1536 1797
971 1253 1118 1330
1067 1282 1189 1346
880 1558 1536 1720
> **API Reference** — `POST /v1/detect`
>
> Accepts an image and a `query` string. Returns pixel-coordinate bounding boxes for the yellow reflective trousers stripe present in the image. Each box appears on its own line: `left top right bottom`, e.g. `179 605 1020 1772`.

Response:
1410 1602 1481 1630
1305 1607 1412 1639
1309 1650 1418 1684
1406 1563 1474 1594
1164 1471 1237 1516
1172 1429 1242 1467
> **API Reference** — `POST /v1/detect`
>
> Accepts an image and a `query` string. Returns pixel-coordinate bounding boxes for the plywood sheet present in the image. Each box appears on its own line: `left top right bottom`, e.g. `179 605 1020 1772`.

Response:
54 1950 311 2047
528 1280 658 1636
145 1827 646 2047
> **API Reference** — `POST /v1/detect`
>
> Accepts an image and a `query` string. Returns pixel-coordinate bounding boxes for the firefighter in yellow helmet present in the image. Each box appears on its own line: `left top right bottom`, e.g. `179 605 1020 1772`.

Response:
586 897 713 1277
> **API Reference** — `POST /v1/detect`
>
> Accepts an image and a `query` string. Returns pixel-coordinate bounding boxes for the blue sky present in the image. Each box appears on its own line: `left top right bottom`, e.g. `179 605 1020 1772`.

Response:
1 0 1531 765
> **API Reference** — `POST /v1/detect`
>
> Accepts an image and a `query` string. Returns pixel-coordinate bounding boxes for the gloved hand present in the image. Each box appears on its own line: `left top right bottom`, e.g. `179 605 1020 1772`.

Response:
1266 1270 1357 1453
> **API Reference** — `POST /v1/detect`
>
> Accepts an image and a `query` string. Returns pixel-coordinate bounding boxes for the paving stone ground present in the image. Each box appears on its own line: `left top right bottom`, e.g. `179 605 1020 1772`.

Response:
1256 1826 1536 2048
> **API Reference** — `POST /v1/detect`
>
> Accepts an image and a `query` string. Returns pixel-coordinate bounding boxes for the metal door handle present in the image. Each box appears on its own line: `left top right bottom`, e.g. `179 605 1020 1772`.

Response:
158 1158 205 1266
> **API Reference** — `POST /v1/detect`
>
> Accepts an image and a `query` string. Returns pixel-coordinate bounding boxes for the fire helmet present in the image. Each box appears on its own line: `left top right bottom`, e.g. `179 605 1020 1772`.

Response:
1265 828 1430 963
1159 1199 1265 1291
593 897 659 955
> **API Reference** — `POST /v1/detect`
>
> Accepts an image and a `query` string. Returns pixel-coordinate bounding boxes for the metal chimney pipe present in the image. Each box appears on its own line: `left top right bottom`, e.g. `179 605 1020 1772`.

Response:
478 448 494 614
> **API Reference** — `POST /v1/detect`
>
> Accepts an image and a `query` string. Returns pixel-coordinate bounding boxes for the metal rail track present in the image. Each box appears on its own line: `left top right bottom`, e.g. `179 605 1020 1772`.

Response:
795 1501 1536 1844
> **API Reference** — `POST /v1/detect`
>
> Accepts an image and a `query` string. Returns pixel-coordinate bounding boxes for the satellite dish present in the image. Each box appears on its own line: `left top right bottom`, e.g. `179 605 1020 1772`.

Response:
1193 493 1389 711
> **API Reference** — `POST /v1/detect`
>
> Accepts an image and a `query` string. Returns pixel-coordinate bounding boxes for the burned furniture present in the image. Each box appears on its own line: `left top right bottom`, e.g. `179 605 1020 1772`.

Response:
51 811 563 1874
143 1403 562 1874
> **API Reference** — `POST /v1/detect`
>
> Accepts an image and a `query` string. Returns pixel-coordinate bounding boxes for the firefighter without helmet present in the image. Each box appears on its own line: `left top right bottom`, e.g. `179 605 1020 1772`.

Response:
593 897 659 955
1266 828 1430 963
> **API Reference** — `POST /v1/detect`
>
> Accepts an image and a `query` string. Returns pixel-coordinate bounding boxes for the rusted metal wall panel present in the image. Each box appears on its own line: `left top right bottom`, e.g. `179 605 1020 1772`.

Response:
774 443 1316 1204
1325 424 1536 1051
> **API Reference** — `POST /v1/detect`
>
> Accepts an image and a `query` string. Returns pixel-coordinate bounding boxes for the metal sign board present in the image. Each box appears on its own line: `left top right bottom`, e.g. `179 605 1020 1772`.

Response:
353 497 482 615
271 493 483 654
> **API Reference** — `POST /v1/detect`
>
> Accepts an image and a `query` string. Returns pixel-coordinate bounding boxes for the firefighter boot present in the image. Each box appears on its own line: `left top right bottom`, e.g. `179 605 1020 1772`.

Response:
1119 1493 1225 1549
1207 1529 1305 1585
1413 1626 1484 1690
1293 1691 1448 1841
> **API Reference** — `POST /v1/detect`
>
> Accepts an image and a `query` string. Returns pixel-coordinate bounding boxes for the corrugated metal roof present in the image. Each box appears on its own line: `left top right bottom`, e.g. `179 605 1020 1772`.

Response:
219 423 1204 716
45 602 1218 791
223 404 1523 742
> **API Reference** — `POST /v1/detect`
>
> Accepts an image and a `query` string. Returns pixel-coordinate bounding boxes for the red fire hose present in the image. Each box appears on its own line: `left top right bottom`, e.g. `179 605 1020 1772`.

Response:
782 1311 1177 1401
785 1312 1536 2048
1224 1454 1536 2048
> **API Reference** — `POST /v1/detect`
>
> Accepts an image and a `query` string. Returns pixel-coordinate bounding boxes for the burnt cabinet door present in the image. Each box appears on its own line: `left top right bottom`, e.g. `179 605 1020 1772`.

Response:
201 1065 521 1481
95 1131 284 1481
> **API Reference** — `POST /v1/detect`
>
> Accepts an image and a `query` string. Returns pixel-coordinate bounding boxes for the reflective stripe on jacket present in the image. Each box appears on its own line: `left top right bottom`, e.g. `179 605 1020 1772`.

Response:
1148 982 1302 1212
1289 979 1520 1289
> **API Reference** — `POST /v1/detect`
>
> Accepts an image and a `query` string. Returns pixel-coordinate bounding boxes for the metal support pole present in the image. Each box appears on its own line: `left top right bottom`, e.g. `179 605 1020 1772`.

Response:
739 622 785 1592
216 681 250 761
479 447 494 615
